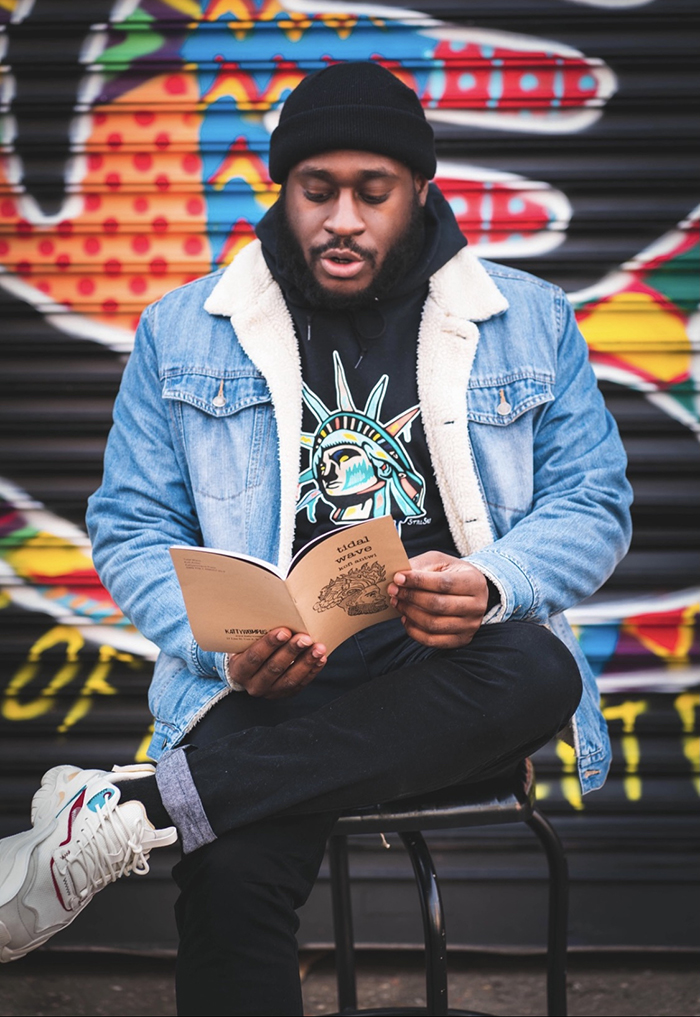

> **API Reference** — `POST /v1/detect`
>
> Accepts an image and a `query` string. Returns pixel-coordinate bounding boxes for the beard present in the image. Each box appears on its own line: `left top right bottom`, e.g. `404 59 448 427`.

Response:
275 189 426 310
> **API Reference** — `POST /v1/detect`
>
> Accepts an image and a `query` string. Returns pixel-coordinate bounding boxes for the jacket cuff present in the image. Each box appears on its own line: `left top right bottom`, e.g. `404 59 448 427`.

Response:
464 549 536 622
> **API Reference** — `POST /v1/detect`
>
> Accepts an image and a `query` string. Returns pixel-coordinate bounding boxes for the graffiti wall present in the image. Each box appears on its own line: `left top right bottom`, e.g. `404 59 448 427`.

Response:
0 0 698 946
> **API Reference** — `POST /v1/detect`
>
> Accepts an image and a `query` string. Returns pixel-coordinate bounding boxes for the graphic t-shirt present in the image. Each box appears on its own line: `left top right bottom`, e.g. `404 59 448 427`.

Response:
256 184 467 559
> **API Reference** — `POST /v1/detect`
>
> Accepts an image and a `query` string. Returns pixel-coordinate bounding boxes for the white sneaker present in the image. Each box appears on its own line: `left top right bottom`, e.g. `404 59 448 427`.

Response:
0 764 177 962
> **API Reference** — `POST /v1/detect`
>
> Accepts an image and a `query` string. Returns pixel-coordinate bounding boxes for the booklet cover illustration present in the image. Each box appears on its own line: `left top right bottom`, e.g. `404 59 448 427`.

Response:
170 515 411 654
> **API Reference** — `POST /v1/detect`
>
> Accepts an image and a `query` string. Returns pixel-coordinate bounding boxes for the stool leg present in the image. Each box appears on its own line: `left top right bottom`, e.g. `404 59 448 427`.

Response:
399 831 448 1017
329 834 358 1013
526 810 568 1017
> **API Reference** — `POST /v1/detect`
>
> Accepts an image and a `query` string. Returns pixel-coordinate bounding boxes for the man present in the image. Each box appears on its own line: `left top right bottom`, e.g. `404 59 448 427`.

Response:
0 63 631 1014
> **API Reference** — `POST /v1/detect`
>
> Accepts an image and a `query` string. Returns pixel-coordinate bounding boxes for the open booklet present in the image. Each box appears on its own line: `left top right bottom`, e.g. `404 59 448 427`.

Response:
170 515 411 655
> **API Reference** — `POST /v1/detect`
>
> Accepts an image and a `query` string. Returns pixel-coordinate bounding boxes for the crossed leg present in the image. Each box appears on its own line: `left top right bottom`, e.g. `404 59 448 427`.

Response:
169 619 581 1015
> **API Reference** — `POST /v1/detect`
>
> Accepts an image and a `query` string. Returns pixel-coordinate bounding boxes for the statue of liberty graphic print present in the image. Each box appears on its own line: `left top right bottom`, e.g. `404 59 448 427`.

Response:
297 351 426 532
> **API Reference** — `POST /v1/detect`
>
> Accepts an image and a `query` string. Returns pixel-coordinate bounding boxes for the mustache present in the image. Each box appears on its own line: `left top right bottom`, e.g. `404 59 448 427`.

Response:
309 236 377 266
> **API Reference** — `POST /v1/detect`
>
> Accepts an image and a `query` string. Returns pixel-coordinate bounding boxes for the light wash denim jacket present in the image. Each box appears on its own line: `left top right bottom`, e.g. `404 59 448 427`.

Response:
87 242 632 794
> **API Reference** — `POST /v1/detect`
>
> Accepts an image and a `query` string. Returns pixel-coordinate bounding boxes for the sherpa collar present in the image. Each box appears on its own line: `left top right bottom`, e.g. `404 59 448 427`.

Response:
203 240 509 325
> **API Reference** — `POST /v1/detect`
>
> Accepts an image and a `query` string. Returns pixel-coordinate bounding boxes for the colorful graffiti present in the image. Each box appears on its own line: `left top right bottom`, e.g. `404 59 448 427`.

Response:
568 587 700 693
0 0 619 345
534 690 700 811
572 208 700 435
0 1 698 773
0 478 156 660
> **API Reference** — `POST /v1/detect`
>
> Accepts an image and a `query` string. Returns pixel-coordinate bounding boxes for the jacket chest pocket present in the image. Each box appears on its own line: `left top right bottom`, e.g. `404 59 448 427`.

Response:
467 373 553 426
163 371 273 501
466 373 554 527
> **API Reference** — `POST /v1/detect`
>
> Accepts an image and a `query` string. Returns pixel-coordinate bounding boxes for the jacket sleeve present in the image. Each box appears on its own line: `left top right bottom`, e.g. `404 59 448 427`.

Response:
86 304 227 681
466 291 633 623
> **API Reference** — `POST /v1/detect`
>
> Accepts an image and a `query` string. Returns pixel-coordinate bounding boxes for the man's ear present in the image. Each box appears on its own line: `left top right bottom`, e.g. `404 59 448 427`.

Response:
414 174 429 206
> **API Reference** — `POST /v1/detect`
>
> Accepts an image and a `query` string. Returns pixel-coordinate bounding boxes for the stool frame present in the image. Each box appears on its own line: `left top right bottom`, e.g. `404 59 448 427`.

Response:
326 760 568 1017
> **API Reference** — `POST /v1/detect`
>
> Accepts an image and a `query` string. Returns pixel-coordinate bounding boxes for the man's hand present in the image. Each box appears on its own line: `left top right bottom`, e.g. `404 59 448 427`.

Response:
226 628 327 699
387 551 489 648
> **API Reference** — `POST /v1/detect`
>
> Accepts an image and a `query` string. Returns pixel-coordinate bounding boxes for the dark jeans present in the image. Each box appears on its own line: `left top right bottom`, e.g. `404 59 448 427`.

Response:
171 619 582 1016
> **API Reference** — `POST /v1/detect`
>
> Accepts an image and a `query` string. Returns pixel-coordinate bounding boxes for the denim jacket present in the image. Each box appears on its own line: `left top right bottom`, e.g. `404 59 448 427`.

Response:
87 242 632 794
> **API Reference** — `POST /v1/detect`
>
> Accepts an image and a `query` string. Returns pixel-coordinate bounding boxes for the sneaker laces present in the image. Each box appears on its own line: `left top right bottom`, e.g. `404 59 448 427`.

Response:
55 803 152 908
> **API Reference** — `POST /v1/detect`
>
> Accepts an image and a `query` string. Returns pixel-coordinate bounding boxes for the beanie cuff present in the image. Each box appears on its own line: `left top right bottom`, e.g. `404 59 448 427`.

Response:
269 104 436 183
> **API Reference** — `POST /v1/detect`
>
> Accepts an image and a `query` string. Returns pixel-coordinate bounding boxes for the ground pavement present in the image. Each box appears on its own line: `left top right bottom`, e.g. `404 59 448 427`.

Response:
0 950 698 1016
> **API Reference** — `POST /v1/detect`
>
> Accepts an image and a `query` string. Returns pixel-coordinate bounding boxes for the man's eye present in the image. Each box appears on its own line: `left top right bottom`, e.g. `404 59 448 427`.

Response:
304 191 330 203
361 192 389 205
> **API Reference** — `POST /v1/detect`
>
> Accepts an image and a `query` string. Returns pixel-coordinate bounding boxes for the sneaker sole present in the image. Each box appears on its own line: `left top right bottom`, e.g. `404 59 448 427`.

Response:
0 920 55 963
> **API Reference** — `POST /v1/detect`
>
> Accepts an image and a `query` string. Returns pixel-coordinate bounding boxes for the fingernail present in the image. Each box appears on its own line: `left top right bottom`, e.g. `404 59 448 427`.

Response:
394 574 406 586
297 636 312 648
387 584 397 596
276 630 290 642
311 646 324 659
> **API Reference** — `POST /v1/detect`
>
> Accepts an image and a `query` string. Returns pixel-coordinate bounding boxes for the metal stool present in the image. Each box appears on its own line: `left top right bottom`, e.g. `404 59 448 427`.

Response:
327 759 568 1017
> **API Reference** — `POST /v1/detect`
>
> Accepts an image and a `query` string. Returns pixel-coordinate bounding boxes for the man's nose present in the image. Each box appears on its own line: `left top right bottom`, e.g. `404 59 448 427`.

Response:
324 191 364 236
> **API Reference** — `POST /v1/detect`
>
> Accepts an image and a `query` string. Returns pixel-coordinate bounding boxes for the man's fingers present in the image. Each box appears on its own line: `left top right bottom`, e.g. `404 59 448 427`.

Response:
244 649 317 697
392 569 456 595
262 650 327 699
400 615 478 648
388 553 488 648
228 629 326 697
231 628 295 681
389 586 476 616
396 602 481 635
391 567 483 597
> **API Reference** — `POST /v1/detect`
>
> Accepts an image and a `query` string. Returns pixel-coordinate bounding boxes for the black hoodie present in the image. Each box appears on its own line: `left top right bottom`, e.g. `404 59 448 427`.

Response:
256 184 466 557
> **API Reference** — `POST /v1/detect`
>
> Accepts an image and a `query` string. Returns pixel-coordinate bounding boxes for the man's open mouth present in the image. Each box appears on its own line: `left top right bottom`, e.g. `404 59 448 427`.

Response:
318 250 366 279
324 250 362 264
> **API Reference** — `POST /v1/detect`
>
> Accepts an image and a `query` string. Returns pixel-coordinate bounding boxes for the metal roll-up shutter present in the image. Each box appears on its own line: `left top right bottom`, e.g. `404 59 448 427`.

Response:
0 0 697 952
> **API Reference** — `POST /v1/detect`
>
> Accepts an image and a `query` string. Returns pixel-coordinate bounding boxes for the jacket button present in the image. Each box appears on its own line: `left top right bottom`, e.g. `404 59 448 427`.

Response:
496 387 511 415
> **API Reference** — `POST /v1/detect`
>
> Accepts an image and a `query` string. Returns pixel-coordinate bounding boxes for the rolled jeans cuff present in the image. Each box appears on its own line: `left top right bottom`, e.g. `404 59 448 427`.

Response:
155 746 217 855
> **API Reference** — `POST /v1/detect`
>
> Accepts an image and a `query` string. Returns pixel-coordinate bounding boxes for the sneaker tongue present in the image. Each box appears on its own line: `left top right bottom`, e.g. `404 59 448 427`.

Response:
143 823 179 849
51 850 81 909
88 801 176 877
118 801 177 852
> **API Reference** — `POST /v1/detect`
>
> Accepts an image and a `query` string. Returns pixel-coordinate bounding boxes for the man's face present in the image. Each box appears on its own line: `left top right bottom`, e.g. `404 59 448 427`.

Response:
280 150 429 308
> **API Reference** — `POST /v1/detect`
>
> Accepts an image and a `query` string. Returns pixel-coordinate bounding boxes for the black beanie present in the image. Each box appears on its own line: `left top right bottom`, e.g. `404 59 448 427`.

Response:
268 62 436 183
